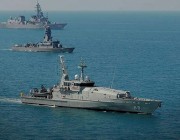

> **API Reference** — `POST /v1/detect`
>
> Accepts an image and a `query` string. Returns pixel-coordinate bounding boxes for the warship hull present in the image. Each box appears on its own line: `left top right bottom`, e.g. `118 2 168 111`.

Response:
0 2 67 30
48 23 67 30
12 46 74 53
21 96 160 114
0 22 67 30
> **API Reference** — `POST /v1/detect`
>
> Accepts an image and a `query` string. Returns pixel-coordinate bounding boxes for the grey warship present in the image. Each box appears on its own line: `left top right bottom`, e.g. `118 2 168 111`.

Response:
20 56 161 114
0 2 67 30
12 26 74 53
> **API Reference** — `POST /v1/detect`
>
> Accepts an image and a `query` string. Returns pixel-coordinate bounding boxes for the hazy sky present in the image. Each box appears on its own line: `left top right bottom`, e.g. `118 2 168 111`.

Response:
0 0 180 11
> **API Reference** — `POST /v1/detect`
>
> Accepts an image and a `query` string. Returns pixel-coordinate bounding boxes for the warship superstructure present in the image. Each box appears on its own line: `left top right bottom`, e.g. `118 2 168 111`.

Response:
0 2 67 30
20 56 161 114
12 26 74 53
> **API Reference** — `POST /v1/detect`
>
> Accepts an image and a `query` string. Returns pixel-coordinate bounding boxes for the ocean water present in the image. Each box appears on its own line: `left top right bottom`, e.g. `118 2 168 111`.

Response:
0 11 180 139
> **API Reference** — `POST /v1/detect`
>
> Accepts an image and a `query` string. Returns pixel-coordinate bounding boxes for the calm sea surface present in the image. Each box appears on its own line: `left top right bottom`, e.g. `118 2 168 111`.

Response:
0 11 180 139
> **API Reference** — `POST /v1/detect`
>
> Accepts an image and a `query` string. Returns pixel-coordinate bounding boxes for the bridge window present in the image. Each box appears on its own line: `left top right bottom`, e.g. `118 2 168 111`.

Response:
64 82 70 86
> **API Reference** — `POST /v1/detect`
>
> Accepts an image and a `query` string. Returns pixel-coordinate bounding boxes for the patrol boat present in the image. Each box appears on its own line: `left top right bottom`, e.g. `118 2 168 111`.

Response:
0 2 67 30
20 56 161 114
12 26 74 53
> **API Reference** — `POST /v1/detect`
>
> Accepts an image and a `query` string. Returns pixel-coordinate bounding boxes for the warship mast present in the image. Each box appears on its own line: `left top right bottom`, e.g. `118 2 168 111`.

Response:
44 26 52 42
35 1 43 19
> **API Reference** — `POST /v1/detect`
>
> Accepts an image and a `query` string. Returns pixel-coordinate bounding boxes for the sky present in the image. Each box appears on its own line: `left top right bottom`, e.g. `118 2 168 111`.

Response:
0 0 180 11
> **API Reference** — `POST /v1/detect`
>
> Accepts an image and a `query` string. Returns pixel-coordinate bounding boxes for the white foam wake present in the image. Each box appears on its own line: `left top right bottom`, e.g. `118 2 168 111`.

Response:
0 97 21 104
0 48 12 51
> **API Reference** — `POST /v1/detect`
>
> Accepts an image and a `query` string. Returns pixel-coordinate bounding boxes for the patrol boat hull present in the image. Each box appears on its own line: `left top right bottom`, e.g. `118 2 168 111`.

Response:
20 56 161 114
21 95 161 114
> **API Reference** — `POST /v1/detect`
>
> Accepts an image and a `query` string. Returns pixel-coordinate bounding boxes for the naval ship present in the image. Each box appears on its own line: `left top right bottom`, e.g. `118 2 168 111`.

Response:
0 2 67 30
20 56 161 114
12 26 74 53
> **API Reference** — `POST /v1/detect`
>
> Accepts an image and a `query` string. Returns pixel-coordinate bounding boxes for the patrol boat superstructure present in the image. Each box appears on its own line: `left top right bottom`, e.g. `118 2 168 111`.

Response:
21 56 161 114
12 26 74 53
0 2 67 30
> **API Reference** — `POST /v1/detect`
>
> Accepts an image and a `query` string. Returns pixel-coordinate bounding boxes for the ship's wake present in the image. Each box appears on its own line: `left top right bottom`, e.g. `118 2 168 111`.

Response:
0 97 21 104
0 49 12 51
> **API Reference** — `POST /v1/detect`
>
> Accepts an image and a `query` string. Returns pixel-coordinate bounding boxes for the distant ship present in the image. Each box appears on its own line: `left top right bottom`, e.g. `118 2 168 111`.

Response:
0 2 67 30
12 26 74 53
20 56 162 114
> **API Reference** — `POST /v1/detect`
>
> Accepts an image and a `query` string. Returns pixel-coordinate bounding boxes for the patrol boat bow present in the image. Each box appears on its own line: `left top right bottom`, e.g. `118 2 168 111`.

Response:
21 56 161 114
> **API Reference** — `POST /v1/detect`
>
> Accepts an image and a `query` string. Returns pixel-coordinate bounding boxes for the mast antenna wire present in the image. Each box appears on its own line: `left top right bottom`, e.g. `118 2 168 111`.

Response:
110 58 118 89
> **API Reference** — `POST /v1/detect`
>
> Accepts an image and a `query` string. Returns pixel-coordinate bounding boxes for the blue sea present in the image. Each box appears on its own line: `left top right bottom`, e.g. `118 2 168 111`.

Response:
0 11 180 139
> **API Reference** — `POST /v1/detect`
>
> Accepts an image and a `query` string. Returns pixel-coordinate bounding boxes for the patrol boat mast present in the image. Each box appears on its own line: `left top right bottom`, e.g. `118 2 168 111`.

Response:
59 56 69 87
78 58 87 81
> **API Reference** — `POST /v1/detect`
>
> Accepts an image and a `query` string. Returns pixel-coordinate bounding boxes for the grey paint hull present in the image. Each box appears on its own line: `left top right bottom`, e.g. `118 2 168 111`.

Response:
12 47 74 53
21 96 160 114
20 56 161 114
0 23 67 30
